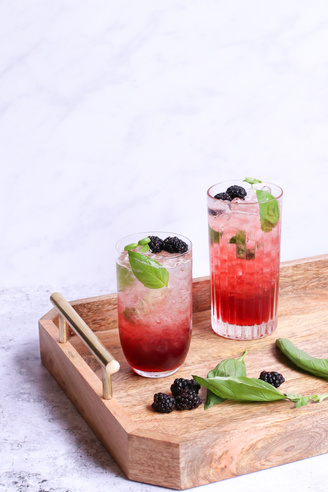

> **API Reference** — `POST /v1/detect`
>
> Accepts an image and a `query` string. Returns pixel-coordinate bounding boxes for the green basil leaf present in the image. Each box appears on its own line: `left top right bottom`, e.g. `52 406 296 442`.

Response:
285 393 313 408
229 230 245 245
139 244 150 253
312 393 328 403
285 393 328 407
204 351 248 409
256 189 280 232
204 391 225 409
208 226 222 244
124 242 138 251
138 237 151 245
128 250 169 289
209 351 247 379
276 338 328 380
193 375 287 403
243 177 262 185
229 230 253 259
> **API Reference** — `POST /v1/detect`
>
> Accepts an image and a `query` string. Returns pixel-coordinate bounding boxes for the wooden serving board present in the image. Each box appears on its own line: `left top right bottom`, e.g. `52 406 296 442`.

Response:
39 255 328 490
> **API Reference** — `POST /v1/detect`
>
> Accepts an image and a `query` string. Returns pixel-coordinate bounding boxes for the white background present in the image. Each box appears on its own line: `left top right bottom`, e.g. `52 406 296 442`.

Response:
1 0 328 297
1 2 328 492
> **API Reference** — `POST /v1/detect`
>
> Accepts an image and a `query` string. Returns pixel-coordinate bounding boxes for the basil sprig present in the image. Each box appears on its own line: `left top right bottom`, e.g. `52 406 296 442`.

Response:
193 374 328 408
205 351 247 409
244 177 262 185
128 250 169 289
243 177 280 232
276 338 328 380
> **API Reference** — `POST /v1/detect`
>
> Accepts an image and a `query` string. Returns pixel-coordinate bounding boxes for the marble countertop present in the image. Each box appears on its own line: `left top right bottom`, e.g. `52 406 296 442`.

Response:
1 285 328 492
2 0 328 490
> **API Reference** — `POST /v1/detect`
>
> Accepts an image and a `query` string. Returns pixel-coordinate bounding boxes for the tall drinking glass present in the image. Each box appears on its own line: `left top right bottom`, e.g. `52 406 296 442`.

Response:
116 232 192 377
207 180 283 340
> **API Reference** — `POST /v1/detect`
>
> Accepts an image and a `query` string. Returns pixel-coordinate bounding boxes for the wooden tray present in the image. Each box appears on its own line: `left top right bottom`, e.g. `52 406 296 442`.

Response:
39 254 328 490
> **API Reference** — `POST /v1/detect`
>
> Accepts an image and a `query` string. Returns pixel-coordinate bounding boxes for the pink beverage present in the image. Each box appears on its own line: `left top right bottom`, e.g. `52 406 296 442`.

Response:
207 179 283 340
116 232 192 377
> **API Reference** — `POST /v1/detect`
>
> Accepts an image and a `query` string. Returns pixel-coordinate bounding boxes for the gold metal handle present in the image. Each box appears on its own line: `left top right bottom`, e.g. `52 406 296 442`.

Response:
50 292 120 399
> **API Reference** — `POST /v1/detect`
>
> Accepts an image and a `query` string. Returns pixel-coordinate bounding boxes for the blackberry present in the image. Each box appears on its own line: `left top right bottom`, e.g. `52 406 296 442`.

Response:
175 389 202 410
170 378 200 397
214 192 232 201
152 393 176 413
226 185 247 200
259 371 285 388
148 235 164 253
163 236 188 254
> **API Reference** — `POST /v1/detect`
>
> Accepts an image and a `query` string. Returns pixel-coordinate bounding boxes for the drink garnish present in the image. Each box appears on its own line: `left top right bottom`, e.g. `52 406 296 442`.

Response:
163 236 188 254
256 189 280 232
125 238 150 253
214 185 246 201
243 177 262 186
128 250 169 289
123 235 189 288
124 242 138 251
225 185 247 200
148 235 164 253
229 230 255 260
243 177 280 232
138 237 151 245
209 226 222 244
214 192 232 201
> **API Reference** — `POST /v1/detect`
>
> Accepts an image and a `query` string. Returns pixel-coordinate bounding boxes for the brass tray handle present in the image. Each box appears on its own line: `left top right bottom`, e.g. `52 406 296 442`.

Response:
50 292 120 400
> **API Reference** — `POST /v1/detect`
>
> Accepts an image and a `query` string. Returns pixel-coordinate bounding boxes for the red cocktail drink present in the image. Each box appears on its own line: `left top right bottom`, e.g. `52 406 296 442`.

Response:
208 180 283 340
116 233 192 377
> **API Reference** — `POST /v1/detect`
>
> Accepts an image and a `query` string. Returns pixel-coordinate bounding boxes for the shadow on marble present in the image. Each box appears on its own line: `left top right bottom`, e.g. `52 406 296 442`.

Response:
14 339 127 482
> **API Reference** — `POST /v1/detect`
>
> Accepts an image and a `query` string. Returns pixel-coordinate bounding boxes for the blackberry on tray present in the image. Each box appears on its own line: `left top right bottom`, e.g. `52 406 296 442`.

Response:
170 378 200 397
152 393 176 413
175 389 202 410
259 371 285 388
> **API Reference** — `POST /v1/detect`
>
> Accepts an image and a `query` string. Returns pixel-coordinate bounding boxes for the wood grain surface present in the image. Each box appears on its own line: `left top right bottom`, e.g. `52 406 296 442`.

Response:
39 254 328 489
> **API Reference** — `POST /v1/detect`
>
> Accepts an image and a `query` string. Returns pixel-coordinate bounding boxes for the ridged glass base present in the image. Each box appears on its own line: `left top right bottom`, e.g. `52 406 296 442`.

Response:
132 367 180 378
211 315 277 340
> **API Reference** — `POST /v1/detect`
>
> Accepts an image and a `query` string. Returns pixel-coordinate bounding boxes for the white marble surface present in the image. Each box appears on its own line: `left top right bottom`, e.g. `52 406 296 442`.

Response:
1 1 328 491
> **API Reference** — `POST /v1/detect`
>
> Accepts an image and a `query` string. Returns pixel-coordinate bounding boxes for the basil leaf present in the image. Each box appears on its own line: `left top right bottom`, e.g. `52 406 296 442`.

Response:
243 177 262 185
139 244 150 253
256 189 280 232
229 230 246 258
124 242 138 251
205 351 247 409
285 393 313 408
286 393 328 407
193 375 287 403
276 338 328 380
138 237 151 245
128 251 169 289
312 393 328 403
209 226 222 244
